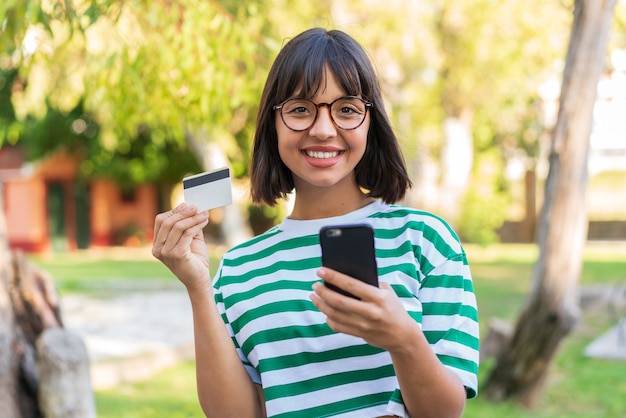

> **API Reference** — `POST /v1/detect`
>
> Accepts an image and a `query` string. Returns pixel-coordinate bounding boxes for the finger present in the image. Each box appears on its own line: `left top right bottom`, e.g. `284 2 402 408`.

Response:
153 203 188 243
153 205 205 254
170 214 209 253
317 267 376 304
160 209 208 255
311 282 363 325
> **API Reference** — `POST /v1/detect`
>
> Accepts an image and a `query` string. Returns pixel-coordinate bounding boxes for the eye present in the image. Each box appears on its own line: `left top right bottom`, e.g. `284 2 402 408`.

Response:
334 99 365 116
292 106 310 114
339 105 360 115
283 99 315 115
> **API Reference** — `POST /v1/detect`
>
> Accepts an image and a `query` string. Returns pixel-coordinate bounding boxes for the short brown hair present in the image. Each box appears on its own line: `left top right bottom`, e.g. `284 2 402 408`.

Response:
250 28 411 206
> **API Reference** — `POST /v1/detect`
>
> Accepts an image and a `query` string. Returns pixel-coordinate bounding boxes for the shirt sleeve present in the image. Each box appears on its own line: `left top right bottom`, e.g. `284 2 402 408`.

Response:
419 250 480 398
213 264 262 385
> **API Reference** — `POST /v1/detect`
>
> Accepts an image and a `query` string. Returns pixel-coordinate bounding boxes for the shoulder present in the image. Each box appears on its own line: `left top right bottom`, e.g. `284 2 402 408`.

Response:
369 204 462 248
221 225 284 260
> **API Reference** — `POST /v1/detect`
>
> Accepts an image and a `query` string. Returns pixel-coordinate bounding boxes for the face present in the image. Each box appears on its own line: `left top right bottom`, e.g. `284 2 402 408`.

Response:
275 69 370 194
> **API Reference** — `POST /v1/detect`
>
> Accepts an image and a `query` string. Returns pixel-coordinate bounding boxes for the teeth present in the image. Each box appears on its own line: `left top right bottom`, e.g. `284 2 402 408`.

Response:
305 150 339 159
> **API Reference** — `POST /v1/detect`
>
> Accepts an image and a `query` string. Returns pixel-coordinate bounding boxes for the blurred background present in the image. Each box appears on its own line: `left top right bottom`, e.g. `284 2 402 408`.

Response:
2 0 625 251
1 1 625 417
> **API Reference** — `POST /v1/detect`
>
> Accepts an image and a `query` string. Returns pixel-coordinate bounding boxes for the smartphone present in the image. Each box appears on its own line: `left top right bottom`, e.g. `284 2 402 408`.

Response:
319 224 379 298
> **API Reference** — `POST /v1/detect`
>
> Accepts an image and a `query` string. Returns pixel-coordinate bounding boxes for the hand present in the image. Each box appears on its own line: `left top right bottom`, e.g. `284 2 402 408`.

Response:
152 203 211 292
310 267 420 352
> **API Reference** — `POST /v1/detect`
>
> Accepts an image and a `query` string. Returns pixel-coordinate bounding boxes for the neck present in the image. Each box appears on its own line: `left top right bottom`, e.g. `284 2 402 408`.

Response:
288 186 375 220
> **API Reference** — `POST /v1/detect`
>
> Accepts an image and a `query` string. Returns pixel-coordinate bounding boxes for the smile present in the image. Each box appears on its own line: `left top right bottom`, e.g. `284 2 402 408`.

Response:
304 150 341 159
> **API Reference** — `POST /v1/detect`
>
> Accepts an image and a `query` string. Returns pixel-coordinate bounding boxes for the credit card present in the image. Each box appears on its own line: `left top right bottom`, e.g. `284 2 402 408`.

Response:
182 167 232 211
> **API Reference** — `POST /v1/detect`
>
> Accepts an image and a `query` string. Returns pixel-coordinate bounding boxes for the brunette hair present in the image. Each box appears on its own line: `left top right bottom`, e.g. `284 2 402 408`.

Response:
250 28 411 205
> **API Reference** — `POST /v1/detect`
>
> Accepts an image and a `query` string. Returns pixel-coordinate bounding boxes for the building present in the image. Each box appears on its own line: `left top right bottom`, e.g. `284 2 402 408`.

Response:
0 146 159 253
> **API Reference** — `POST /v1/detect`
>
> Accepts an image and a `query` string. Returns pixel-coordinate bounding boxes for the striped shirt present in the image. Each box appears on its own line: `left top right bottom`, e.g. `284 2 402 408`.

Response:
213 200 479 417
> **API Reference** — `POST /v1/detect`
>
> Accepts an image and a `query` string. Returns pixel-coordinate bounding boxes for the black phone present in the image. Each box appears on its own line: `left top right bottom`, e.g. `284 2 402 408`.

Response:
319 224 379 298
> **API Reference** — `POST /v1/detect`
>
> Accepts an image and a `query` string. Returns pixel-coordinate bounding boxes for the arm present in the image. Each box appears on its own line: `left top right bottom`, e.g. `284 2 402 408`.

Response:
152 203 265 418
310 268 466 418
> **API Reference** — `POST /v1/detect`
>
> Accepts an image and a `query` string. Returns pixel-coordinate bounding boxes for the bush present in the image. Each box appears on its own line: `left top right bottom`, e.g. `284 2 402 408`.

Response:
457 150 509 245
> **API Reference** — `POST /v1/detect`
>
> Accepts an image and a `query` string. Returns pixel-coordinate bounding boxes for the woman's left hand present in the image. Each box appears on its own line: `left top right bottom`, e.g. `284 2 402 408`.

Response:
310 267 419 352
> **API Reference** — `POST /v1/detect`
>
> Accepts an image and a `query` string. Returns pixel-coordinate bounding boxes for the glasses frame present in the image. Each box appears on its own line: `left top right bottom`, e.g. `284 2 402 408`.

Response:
273 96 374 132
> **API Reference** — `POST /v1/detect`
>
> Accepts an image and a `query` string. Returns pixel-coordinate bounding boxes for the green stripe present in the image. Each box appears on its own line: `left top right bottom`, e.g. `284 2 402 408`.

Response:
424 329 480 350
241 323 335 355
227 227 283 250
224 234 318 268
420 274 466 290
389 282 418 298
223 279 317 306
221 257 320 285
407 310 422 323
271 391 393 418
390 388 403 405
258 344 384 373
437 353 479 375
374 223 464 276
379 262 420 282
371 206 460 240
373 217 459 254
231 299 318 334
263 364 396 400
422 302 479 322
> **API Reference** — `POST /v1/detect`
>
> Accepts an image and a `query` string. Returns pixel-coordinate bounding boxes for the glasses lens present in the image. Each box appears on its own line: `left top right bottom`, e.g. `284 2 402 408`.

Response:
278 97 370 131
280 99 317 131
331 98 368 130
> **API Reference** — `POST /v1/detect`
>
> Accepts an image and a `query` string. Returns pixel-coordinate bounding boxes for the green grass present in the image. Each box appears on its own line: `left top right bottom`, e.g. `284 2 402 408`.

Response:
28 243 626 417
463 243 626 418
95 361 203 418
29 247 223 295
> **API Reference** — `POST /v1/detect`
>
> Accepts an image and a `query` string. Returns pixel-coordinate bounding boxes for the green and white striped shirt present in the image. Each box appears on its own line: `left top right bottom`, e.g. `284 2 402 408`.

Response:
213 200 479 417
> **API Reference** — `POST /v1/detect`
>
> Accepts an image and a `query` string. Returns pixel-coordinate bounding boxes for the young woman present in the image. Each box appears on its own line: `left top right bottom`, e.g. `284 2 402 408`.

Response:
152 28 479 418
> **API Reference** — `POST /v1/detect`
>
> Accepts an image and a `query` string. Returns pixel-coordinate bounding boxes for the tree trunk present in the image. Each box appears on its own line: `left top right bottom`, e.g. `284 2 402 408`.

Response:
0 191 95 417
0 189 21 417
484 0 617 407
37 329 96 418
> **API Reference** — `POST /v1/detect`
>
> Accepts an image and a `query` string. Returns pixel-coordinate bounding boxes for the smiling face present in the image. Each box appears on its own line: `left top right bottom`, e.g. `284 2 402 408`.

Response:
276 69 370 195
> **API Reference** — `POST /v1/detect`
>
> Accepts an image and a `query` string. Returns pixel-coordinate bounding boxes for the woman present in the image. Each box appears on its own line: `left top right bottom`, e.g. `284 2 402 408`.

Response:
152 27 479 417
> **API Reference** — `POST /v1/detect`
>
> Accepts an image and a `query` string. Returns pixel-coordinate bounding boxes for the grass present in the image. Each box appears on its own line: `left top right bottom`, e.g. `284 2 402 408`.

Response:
29 247 223 295
95 362 203 418
463 242 626 418
28 242 626 417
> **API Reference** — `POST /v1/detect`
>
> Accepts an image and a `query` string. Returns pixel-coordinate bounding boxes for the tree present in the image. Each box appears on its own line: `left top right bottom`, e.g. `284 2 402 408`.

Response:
484 0 618 407
1 2 274 414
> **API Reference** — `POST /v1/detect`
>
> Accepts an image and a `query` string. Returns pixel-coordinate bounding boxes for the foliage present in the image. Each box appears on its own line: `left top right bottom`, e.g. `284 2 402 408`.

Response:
0 68 22 144
247 203 286 235
457 150 510 245
1 0 274 181
2 0 625 235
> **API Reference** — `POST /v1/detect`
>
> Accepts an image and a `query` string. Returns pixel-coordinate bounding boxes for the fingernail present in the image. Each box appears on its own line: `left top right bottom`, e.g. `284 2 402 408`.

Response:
174 203 186 213
317 268 327 278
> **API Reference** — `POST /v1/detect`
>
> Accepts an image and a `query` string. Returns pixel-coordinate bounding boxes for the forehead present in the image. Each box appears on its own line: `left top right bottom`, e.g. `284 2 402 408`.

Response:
293 68 347 98
278 56 364 101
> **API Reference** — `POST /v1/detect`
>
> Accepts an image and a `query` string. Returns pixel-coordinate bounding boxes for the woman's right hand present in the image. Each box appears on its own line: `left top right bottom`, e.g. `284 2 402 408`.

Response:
152 203 211 292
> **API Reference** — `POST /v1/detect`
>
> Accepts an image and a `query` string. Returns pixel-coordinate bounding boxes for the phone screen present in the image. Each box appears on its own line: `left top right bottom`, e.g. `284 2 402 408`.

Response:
319 224 378 298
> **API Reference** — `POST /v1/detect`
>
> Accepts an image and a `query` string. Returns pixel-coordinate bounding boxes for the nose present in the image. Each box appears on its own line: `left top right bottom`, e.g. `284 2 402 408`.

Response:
308 106 337 139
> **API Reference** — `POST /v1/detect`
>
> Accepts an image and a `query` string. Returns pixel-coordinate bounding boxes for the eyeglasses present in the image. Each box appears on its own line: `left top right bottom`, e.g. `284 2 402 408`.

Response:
273 96 373 132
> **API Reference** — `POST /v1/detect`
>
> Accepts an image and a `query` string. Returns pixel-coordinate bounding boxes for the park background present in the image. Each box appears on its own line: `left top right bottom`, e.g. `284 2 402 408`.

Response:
1 0 626 417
